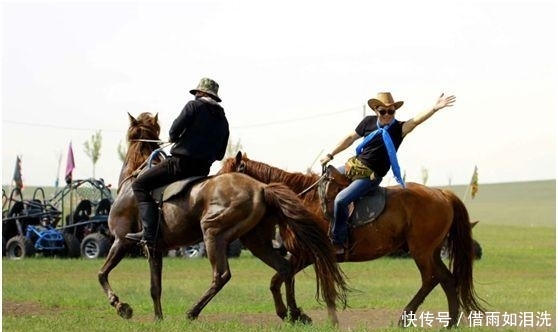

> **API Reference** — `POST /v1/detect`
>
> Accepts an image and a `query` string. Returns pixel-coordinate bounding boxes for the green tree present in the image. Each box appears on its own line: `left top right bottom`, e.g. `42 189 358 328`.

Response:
84 130 102 178
421 167 429 185
117 139 127 162
221 138 243 164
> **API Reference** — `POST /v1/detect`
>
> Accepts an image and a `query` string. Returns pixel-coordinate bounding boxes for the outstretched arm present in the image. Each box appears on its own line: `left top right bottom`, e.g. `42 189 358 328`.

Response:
320 131 361 165
402 93 456 137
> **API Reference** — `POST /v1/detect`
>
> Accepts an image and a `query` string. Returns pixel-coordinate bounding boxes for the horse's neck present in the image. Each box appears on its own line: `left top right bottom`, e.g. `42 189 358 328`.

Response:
120 143 154 180
250 162 320 194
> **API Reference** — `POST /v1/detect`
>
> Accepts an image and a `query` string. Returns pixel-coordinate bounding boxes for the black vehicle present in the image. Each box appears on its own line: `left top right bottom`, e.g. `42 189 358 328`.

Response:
50 178 115 259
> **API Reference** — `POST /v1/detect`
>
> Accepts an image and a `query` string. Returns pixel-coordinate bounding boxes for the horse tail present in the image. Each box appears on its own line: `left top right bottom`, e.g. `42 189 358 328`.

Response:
444 190 487 313
262 182 348 308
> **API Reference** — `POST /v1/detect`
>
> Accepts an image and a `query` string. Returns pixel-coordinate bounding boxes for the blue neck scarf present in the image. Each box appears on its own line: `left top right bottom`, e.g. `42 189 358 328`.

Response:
355 118 405 188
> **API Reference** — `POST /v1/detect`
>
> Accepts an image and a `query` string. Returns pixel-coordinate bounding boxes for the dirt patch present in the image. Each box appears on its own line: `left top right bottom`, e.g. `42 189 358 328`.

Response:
199 308 403 330
3 301 399 329
4 301 471 330
3 300 61 317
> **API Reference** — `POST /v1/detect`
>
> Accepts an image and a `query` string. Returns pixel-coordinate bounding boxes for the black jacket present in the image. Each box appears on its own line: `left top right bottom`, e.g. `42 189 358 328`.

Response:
169 98 229 163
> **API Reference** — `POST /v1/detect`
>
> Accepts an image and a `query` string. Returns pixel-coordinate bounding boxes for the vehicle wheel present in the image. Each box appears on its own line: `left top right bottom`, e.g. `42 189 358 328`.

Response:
6 235 35 259
227 239 243 258
63 233 81 258
81 233 111 259
182 242 206 258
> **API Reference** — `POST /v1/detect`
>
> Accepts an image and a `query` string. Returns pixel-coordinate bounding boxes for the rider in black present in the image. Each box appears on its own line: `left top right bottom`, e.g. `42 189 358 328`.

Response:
125 78 230 245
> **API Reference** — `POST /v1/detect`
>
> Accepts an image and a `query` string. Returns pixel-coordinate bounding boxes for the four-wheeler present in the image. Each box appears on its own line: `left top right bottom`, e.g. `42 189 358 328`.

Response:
2 187 80 259
49 178 115 259
2 178 116 259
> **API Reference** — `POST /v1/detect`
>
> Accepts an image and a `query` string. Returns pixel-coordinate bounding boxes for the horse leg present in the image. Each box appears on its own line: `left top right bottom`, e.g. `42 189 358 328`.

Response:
399 254 439 327
186 237 231 320
434 255 460 327
242 231 312 324
98 239 134 319
147 247 164 321
269 272 288 319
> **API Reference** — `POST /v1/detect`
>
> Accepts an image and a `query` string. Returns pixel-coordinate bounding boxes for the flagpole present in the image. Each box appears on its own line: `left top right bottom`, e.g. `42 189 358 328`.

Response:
55 151 62 188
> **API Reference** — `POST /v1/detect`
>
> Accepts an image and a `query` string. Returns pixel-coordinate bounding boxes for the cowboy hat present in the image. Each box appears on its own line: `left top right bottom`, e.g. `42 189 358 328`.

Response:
367 92 404 110
189 77 221 102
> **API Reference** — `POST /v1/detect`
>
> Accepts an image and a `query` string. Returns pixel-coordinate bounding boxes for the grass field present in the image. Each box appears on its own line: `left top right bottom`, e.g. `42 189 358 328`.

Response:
2 180 556 331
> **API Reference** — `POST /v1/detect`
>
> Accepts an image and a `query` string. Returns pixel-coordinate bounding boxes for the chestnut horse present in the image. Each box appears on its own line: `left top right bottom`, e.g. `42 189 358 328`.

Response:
97 113 348 324
219 152 486 327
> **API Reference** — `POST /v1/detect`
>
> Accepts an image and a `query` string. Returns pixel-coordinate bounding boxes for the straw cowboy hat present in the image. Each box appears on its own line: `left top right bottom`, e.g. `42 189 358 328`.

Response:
190 77 221 102
367 92 404 110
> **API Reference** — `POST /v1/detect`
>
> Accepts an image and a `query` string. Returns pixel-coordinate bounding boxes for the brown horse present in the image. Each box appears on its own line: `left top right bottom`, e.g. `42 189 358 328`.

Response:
219 152 486 327
97 113 348 325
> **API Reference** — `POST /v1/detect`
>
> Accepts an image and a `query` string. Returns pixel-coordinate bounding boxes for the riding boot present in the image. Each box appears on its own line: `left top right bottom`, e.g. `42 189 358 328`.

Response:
125 202 159 245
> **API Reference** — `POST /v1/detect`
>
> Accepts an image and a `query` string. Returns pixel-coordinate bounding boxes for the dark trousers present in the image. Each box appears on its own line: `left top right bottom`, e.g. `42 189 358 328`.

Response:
132 155 211 203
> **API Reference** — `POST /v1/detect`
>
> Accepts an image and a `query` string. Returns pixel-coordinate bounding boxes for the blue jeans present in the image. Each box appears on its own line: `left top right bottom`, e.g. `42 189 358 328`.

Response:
330 165 382 246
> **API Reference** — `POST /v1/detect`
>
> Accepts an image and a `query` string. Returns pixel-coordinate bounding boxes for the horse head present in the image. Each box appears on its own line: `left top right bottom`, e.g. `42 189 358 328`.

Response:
219 151 247 174
119 112 162 183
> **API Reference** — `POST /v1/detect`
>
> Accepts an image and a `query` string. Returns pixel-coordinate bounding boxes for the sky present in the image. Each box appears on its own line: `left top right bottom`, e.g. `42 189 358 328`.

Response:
1 0 556 189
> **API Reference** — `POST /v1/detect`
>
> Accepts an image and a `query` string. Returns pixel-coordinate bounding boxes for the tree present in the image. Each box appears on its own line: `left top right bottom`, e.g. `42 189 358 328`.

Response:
117 139 127 162
84 130 102 178
221 138 243 164
421 167 429 185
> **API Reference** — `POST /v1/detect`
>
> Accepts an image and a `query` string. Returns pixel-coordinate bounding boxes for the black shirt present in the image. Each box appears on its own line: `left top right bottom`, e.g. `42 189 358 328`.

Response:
354 116 405 177
169 98 230 163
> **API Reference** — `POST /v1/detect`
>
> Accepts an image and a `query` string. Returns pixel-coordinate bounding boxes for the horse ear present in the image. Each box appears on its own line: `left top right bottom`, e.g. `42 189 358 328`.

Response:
235 151 242 163
128 112 137 125
242 152 248 158
154 113 159 123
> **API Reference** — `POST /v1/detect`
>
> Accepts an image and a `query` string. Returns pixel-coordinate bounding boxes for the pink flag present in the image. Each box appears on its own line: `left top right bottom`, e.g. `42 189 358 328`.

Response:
65 142 75 184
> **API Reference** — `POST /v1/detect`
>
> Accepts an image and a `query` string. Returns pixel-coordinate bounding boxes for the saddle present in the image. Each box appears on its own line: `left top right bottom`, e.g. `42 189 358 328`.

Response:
150 176 209 203
318 165 387 228
138 149 210 204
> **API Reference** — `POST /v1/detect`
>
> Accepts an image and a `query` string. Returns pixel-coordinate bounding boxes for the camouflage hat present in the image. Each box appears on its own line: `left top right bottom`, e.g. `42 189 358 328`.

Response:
189 77 221 102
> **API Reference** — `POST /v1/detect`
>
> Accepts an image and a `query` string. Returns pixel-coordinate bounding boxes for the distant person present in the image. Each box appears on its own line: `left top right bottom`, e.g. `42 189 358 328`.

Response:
320 92 456 254
126 78 230 246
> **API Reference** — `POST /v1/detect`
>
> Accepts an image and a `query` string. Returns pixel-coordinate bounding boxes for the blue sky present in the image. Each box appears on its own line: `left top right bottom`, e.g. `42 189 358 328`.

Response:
2 0 556 188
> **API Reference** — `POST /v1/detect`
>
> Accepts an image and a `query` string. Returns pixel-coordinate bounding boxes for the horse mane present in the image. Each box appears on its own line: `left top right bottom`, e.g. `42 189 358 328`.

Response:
121 112 161 179
235 157 322 195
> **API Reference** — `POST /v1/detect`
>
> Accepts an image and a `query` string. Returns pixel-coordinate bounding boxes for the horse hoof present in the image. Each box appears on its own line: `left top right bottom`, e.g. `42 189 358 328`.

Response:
116 302 133 319
298 314 312 325
186 310 199 321
286 312 312 325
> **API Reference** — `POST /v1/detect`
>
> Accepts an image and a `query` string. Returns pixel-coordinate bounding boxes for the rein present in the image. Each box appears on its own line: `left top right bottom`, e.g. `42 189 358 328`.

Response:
129 139 169 144
297 173 327 197
117 145 170 192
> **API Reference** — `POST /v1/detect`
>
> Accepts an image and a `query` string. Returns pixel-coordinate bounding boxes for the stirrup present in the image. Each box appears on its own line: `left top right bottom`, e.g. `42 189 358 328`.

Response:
125 230 143 242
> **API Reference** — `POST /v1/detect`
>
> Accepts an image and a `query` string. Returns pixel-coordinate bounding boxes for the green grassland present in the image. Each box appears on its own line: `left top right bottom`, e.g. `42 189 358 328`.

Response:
2 180 556 331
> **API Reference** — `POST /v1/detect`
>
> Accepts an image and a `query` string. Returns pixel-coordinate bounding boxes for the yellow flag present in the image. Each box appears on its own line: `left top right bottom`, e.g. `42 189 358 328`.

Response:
470 166 479 199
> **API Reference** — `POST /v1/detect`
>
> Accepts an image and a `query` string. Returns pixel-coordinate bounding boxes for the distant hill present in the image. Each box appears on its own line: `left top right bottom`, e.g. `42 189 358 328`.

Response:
437 179 555 227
